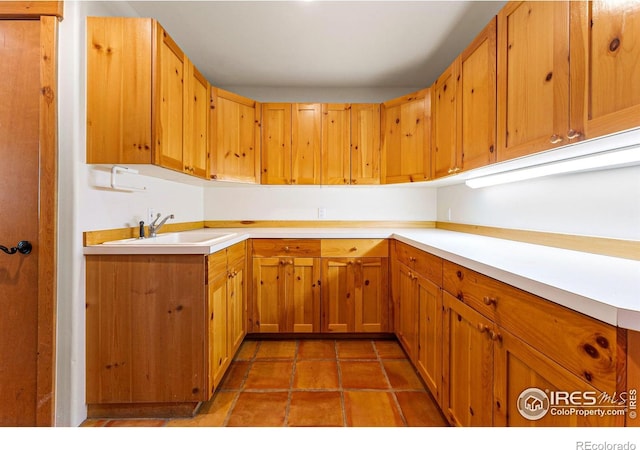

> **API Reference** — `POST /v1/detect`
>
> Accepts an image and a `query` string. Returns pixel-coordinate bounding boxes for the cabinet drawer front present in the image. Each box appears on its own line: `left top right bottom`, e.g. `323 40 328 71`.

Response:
226 241 246 264
208 250 227 281
394 240 442 286
321 239 388 257
252 239 320 257
443 261 619 393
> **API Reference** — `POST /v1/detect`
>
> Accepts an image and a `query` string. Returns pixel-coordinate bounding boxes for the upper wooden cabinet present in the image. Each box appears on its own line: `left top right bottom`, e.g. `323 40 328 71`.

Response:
86 18 209 179
210 88 261 183
261 103 292 184
321 103 381 185
433 18 497 179
292 103 322 184
381 88 431 184
497 1 573 162
570 0 640 140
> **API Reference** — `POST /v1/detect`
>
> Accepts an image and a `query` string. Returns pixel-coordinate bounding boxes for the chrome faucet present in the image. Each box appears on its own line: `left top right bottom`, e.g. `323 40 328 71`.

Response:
149 213 174 237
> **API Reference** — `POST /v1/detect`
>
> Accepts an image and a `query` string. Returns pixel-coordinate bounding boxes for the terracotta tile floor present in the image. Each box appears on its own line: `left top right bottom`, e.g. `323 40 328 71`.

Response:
82 339 448 427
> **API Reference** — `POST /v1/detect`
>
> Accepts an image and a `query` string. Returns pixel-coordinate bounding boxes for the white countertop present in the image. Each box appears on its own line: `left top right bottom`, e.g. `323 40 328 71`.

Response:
84 227 640 331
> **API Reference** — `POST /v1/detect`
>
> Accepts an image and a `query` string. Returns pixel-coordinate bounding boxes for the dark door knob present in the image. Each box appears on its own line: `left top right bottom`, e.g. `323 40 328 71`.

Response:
0 241 32 255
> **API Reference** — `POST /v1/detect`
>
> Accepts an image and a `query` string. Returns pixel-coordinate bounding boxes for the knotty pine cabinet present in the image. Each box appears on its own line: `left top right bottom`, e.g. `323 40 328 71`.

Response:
322 103 381 185
210 88 261 183
87 18 209 179
432 18 496 179
381 88 431 184
85 243 246 414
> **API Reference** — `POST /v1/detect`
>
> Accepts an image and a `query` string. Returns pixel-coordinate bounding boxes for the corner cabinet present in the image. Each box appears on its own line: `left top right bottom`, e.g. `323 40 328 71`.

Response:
86 17 209 179
85 243 246 417
381 88 431 184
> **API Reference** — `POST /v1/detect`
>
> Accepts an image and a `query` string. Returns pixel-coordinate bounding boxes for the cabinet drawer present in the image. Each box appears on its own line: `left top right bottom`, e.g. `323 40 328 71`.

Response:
443 261 619 393
321 239 388 257
227 241 245 264
252 239 321 257
394 240 442 286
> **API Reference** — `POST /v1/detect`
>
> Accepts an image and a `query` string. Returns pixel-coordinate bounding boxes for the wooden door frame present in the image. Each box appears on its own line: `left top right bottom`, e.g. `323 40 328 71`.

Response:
1 2 61 426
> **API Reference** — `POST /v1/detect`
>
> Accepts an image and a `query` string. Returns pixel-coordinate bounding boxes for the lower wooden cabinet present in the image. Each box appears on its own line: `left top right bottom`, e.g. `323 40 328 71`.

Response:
415 274 443 404
394 262 418 360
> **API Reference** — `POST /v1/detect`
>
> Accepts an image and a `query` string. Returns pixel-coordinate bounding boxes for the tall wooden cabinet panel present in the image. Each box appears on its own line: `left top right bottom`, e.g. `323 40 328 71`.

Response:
570 0 640 140
351 103 381 184
432 63 458 179
381 88 431 184
415 275 443 404
442 292 494 427
292 103 322 184
322 103 351 185
394 262 418 360
86 17 153 164
226 243 247 357
493 327 623 426
497 1 571 161
208 254 229 392
210 88 261 183
183 61 209 178
261 103 292 184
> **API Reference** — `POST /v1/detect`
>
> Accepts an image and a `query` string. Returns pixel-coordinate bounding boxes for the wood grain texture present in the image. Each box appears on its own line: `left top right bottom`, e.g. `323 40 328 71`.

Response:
350 103 381 184
252 239 321 257
261 103 292 184
321 103 350 185
394 240 443 286
0 1 63 18
183 59 209 179
205 220 435 229
436 221 640 260
292 103 322 184
320 238 388 258
415 275 443 405
432 61 457 179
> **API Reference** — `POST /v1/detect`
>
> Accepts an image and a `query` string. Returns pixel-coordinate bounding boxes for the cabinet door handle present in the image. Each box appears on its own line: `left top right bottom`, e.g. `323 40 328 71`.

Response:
284 246 290 252
483 296 497 307
477 323 490 334
489 330 502 342
567 129 582 140
550 134 563 144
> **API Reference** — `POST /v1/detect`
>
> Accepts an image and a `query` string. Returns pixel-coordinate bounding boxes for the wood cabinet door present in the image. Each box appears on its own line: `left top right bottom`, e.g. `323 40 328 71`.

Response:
322 103 351 185
415 275 443 404
494 327 624 427
570 0 640 140
292 103 322 184
432 62 458 179
208 271 228 392
458 17 497 172
322 258 355 332
183 60 209 179
442 292 494 426
252 257 286 332
86 17 153 164
261 103 292 184
381 88 431 184
210 88 260 183
395 263 417 361
351 104 381 184
287 257 321 332
227 256 246 357
497 1 570 161
155 25 185 172
357 258 389 332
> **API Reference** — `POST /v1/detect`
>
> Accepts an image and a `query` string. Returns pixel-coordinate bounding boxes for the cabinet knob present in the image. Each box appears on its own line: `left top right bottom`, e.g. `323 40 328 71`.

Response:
567 129 582 140
284 246 290 252
489 330 502 342
550 134 564 144
409 256 416 262
477 323 490 334
483 296 497 307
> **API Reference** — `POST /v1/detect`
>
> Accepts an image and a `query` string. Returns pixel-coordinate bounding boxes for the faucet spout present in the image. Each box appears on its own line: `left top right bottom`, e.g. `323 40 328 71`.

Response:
149 213 174 237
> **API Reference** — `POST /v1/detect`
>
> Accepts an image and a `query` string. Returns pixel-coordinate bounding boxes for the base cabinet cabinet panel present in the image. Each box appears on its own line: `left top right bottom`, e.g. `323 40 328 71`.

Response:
415 275 443 404
208 257 229 392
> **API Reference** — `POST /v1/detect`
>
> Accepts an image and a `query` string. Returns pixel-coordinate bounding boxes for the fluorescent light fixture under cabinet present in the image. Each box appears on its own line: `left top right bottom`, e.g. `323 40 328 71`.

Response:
464 146 640 189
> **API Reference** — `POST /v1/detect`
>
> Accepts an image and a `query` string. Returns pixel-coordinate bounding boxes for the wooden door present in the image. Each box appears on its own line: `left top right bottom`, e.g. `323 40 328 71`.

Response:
252 257 285 332
570 0 640 140
321 103 351 185
381 88 431 184
497 1 570 161
321 258 354 332
183 59 209 179
432 62 458 179
292 103 321 184
261 103 291 184
415 275 443 404
395 263 417 361
442 292 494 426
210 88 260 183
351 104 381 184
227 255 246 357
0 19 40 426
287 257 321 332
458 17 497 172
494 327 624 426
208 270 228 392
357 258 389 332
155 25 185 171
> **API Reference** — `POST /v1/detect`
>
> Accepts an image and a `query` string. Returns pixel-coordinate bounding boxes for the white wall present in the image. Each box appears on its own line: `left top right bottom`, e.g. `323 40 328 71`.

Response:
204 184 437 221
437 165 640 240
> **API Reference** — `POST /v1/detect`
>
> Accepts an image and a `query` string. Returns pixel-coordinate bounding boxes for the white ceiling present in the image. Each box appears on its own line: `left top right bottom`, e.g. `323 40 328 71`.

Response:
128 0 506 92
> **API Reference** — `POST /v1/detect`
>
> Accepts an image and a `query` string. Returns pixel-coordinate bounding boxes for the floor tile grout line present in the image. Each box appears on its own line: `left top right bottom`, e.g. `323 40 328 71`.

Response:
373 340 408 427
222 340 260 426
283 340 300 427
334 340 348 427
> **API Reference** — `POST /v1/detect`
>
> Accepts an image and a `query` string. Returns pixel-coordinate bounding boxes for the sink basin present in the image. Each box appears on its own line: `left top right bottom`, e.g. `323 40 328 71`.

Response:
102 231 237 246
